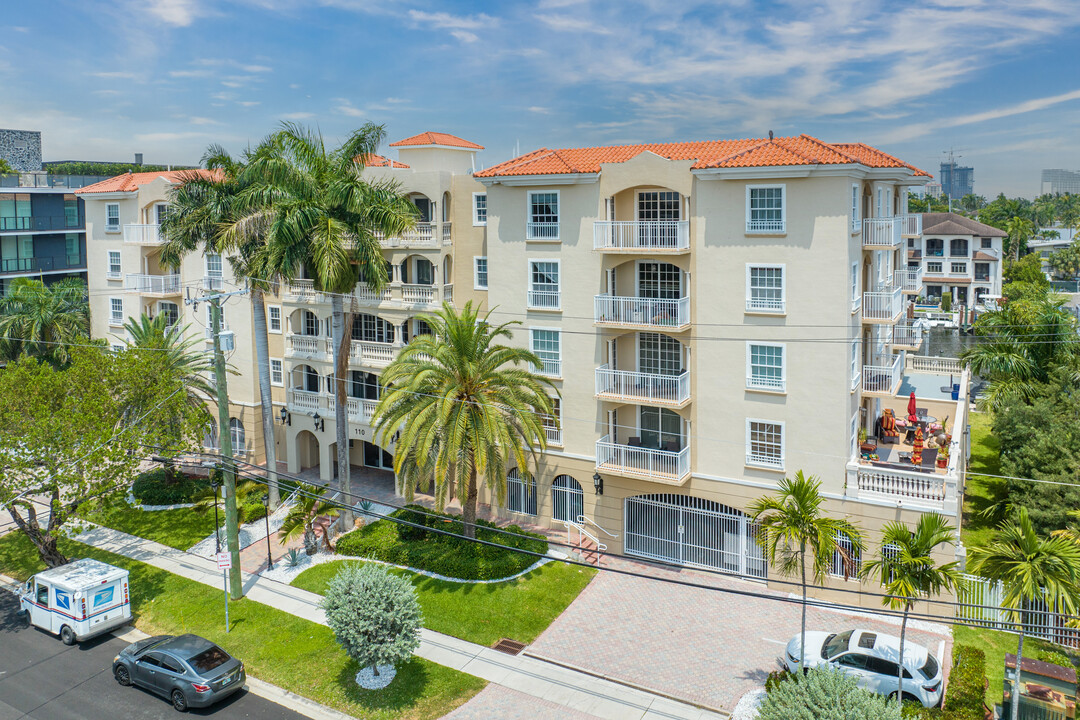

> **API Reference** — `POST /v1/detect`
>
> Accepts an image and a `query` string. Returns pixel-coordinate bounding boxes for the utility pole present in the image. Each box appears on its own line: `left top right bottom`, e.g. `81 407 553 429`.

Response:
187 285 248 599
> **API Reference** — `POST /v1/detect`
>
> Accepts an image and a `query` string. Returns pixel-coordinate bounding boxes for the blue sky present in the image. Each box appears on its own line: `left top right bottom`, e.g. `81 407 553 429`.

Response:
4 0 1079 197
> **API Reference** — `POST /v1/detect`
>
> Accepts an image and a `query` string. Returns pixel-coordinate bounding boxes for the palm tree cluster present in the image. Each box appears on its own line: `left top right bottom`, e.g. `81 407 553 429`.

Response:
0 277 90 367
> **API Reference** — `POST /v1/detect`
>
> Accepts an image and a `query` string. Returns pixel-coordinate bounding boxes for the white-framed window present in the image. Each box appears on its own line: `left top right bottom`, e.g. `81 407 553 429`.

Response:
109 297 123 326
473 257 488 289
229 417 245 455
267 305 282 333
745 184 785 233
638 332 683 376
927 261 943 274
746 264 784 313
850 262 860 311
951 262 967 274
851 183 860 232
527 259 560 310
105 203 120 232
981 237 992 249
746 343 785 392
472 192 487 226
850 339 861 391
107 250 121 279
530 327 561 377
505 468 537 515
111 344 124 353
876 188 884 217
527 190 559 240
270 358 284 386
542 398 562 446
746 419 784 469
205 253 223 290
829 530 862 579
850 410 860 457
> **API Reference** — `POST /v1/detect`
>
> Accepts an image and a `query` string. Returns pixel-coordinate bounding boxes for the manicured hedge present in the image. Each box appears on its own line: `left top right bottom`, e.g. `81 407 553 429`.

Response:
131 468 212 505
335 505 548 580
902 644 986 720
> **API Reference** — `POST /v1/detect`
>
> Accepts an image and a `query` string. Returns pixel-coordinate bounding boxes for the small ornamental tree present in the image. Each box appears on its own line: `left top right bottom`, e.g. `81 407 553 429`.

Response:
321 564 422 684
757 666 901 720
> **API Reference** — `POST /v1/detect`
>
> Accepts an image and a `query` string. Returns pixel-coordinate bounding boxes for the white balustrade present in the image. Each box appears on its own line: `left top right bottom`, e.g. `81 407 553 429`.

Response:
355 283 391 304
123 224 163 244
288 388 322 412
527 222 559 240
544 425 563 446
349 341 397 366
856 466 946 503
593 221 690 251
441 222 452 245
862 352 902 395
527 289 561 310
906 355 963 374
443 284 453 303
124 273 180 295
402 283 436 304
594 295 689 329
596 435 690 482
378 223 437 248
288 335 325 357
538 357 561 377
595 365 690 405
862 217 901 248
862 285 903 321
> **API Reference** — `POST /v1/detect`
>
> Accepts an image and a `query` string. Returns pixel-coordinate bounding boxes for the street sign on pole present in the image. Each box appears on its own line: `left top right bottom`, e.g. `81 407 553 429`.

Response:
217 552 232 633
217 552 232 570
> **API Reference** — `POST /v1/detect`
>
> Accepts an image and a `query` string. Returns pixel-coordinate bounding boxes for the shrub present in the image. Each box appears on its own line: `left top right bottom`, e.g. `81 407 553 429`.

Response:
1038 649 1073 668
943 645 986 720
758 666 902 720
321 563 422 676
335 505 548 580
131 468 212 505
764 669 792 692
941 291 953 312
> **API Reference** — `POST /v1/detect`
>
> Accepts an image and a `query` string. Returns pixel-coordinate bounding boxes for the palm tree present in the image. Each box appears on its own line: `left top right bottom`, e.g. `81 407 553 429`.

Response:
862 513 961 707
277 483 340 554
1005 215 1034 262
748 472 863 674
0 277 90 366
123 312 215 411
372 302 556 539
973 508 1080 720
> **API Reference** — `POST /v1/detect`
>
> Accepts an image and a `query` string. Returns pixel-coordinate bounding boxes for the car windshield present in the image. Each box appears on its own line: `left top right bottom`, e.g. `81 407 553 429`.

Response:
822 631 853 659
921 653 939 679
187 646 231 674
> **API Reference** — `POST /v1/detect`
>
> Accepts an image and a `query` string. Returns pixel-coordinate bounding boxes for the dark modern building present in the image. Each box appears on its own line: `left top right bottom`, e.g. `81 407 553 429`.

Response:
939 158 974 200
0 185 86 294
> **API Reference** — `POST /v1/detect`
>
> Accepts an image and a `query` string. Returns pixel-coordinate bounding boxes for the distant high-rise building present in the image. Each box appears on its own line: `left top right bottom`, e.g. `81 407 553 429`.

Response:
923 182 943 198
1042 169 1080 195
940 154 973 199
0 129 42 173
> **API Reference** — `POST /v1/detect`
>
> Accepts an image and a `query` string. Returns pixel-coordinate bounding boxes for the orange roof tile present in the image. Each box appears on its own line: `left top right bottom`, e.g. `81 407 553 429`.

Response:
389 132 484 150
75 169 219 194
476 134 929 178
361 153 410 169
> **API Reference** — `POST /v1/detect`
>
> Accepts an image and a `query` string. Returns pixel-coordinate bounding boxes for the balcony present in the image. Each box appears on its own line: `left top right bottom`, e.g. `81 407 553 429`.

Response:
593 221 690 253
0 215 83 233
0 254 86 275
862 217 901 249
537 357 561 378
286 335 328 359
356 283 393 304
124 273 181 296
527 289 561 311
544 425 563 447
377 222 438 249
595 365 690 407
862 352 903 397
899 214 922 237
595 435 690 484
402 283 436 305
326 394 379 424
349 341 397 367
123 224 164 245
862 285 903 323
288 388 323 413
441 223 452 246
594 295 690 330
527 222 559 241
895 267 924 294
892 321 923 351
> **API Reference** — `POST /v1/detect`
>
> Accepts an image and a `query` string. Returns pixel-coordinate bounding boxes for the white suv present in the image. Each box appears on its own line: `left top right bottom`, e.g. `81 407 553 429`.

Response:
783 629 943 708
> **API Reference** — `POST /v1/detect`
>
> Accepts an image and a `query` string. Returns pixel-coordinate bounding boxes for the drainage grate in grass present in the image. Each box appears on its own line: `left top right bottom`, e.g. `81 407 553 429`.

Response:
492 638 527 656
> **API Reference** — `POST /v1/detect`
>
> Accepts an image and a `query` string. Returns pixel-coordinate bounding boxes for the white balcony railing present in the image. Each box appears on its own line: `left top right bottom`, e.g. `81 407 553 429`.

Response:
356 283 392 304
596 435 690 482
288 388 322 412
746 219 785 233
862 285 903 322
349 341 397 366
895 266 924 294
443 284 453 304
745 295 785 313
124 273 180 295
327 394 379 424
746 372 785 392
592 220 690 252
402 283 436 305
595 365 690 405
527 289 561 311
544 425 563 447
378 223 437 248
538 357 561 378
906 355 963 374
123 224 163 245
441 222 452 245
893 321 923 349
285 279 319 302
106 270 122 281
862 352 903 395
527 222 559 240
862 217 901 248
855 466 946 503
594 295 689 329
899 214 922 237
288 334 326 357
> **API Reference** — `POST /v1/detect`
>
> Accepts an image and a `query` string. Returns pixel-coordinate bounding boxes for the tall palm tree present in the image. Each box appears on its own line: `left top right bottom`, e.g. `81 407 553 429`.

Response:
748 472 863 673
123 313 215 411
239 122 416 527
973 508 1080 720
0 277 89 366
1005 215 1034 262
372 302 556 539
862 513 960 707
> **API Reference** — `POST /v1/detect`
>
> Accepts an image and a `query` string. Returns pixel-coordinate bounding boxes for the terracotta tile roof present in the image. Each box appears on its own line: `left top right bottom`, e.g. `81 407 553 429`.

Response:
389 132 484 150
75 169 219 194
475 134 929 178
361 153 409 169
922 212 1007 237
973 251 999 261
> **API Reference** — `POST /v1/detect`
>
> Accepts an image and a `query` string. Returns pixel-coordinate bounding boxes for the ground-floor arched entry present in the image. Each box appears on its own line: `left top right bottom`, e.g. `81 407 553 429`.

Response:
294 430 319 472
623 493 766 578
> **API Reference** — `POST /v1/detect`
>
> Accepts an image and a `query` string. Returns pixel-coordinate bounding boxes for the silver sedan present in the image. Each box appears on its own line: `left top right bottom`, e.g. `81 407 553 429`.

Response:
112 634 246 712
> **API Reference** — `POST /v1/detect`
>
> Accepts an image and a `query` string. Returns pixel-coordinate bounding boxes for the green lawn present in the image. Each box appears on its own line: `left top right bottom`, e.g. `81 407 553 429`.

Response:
0 533 485 719
954 624 1080 706
79 501 220 552
293 558 596 647
961 410 1006 549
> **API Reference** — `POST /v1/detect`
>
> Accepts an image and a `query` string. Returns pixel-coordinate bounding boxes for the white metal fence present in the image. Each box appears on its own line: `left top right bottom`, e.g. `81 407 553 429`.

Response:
594 365 690 405
863 217 901 247
594 294 690 328
863 285 903 321
593 220 690 251
956 574 1080 647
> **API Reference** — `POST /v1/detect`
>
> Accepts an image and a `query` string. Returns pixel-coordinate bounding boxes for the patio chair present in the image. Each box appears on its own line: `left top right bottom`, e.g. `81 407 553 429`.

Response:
628 436 642 447
921 449 938 468
662 441 679 453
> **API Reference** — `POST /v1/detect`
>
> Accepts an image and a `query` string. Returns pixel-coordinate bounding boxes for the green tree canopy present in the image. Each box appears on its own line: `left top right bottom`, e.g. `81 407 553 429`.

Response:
1048 242 1080 279
0 277 91 366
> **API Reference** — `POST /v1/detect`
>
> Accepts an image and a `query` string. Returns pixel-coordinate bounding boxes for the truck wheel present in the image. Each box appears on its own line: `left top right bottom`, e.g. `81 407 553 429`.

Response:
60 626 76 645
171 689 188 712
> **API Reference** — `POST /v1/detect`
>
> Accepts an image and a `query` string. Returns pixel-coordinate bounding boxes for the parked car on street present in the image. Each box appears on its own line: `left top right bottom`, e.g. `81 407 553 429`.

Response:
112 634 245 712
783 628 942 707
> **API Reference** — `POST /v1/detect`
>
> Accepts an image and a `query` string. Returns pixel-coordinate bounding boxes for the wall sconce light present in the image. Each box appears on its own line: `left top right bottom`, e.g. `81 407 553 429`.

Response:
279 407 291 426
592 472 604 496
312 411 324 432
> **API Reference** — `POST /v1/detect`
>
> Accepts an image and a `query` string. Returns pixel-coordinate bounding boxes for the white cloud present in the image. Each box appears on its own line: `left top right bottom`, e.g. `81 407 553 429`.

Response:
169 69 212 78
450 30 478 43
143 0 202 27
407 10 495 30
535 14 611 34
188 116 220 125
220 81 244 88
236 101 261 107
242 64 273 73
528 106 552 114
90 71 139 79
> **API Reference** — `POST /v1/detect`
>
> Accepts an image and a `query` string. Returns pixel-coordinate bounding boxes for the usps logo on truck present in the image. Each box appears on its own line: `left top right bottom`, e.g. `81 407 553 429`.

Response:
55 589 71 611
93 587 114 608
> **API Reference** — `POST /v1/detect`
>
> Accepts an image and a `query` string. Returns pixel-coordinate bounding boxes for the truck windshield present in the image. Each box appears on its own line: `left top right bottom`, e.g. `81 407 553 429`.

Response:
188 646 230 674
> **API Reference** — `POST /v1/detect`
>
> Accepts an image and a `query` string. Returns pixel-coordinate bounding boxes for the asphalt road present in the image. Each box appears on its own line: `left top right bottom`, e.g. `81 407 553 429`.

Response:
0 591 311 720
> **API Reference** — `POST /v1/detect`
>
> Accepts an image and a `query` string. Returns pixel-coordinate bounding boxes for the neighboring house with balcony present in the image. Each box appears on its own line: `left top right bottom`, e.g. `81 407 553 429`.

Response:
0 185 86 295
906 212 1005 306
77 170 283 463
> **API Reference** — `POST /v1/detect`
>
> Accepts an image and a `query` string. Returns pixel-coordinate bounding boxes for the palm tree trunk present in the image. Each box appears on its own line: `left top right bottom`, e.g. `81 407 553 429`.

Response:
898 604 910 707
330 295 354 528
1013 617 1025 720
462 468 478 540
250 287 279 509
800 542 807 674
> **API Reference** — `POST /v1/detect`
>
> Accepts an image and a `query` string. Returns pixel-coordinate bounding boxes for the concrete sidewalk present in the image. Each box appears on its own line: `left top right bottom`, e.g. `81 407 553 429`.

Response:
74 525 724 720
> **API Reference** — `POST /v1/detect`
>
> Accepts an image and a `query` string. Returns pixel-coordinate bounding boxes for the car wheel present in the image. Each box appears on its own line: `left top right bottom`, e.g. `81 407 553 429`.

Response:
114 665 131 687
59 626 76 645
171 689 188 713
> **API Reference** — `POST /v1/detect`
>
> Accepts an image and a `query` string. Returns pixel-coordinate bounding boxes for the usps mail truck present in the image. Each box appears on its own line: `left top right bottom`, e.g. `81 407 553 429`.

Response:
19 558 131 645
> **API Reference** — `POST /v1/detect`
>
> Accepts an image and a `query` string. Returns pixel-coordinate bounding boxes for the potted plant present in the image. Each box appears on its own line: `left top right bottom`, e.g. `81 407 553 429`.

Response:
936 444 949 469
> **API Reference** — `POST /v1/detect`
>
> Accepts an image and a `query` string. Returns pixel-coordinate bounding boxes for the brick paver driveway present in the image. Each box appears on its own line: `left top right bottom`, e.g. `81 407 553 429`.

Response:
526 558 952 713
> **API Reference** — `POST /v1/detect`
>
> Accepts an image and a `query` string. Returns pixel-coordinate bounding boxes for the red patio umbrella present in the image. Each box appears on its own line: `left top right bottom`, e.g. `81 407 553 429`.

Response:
907 391 918 423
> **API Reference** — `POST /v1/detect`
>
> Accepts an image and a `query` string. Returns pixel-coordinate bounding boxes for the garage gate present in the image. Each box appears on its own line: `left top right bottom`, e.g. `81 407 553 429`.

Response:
624 493 767 579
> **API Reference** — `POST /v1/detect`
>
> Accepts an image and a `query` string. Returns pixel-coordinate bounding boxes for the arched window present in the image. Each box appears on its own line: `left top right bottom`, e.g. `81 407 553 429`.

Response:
229 418 245 455
950 238 968 257
552 475 583 523
506 468 537 516
297 365 320 392
925 238 943 257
